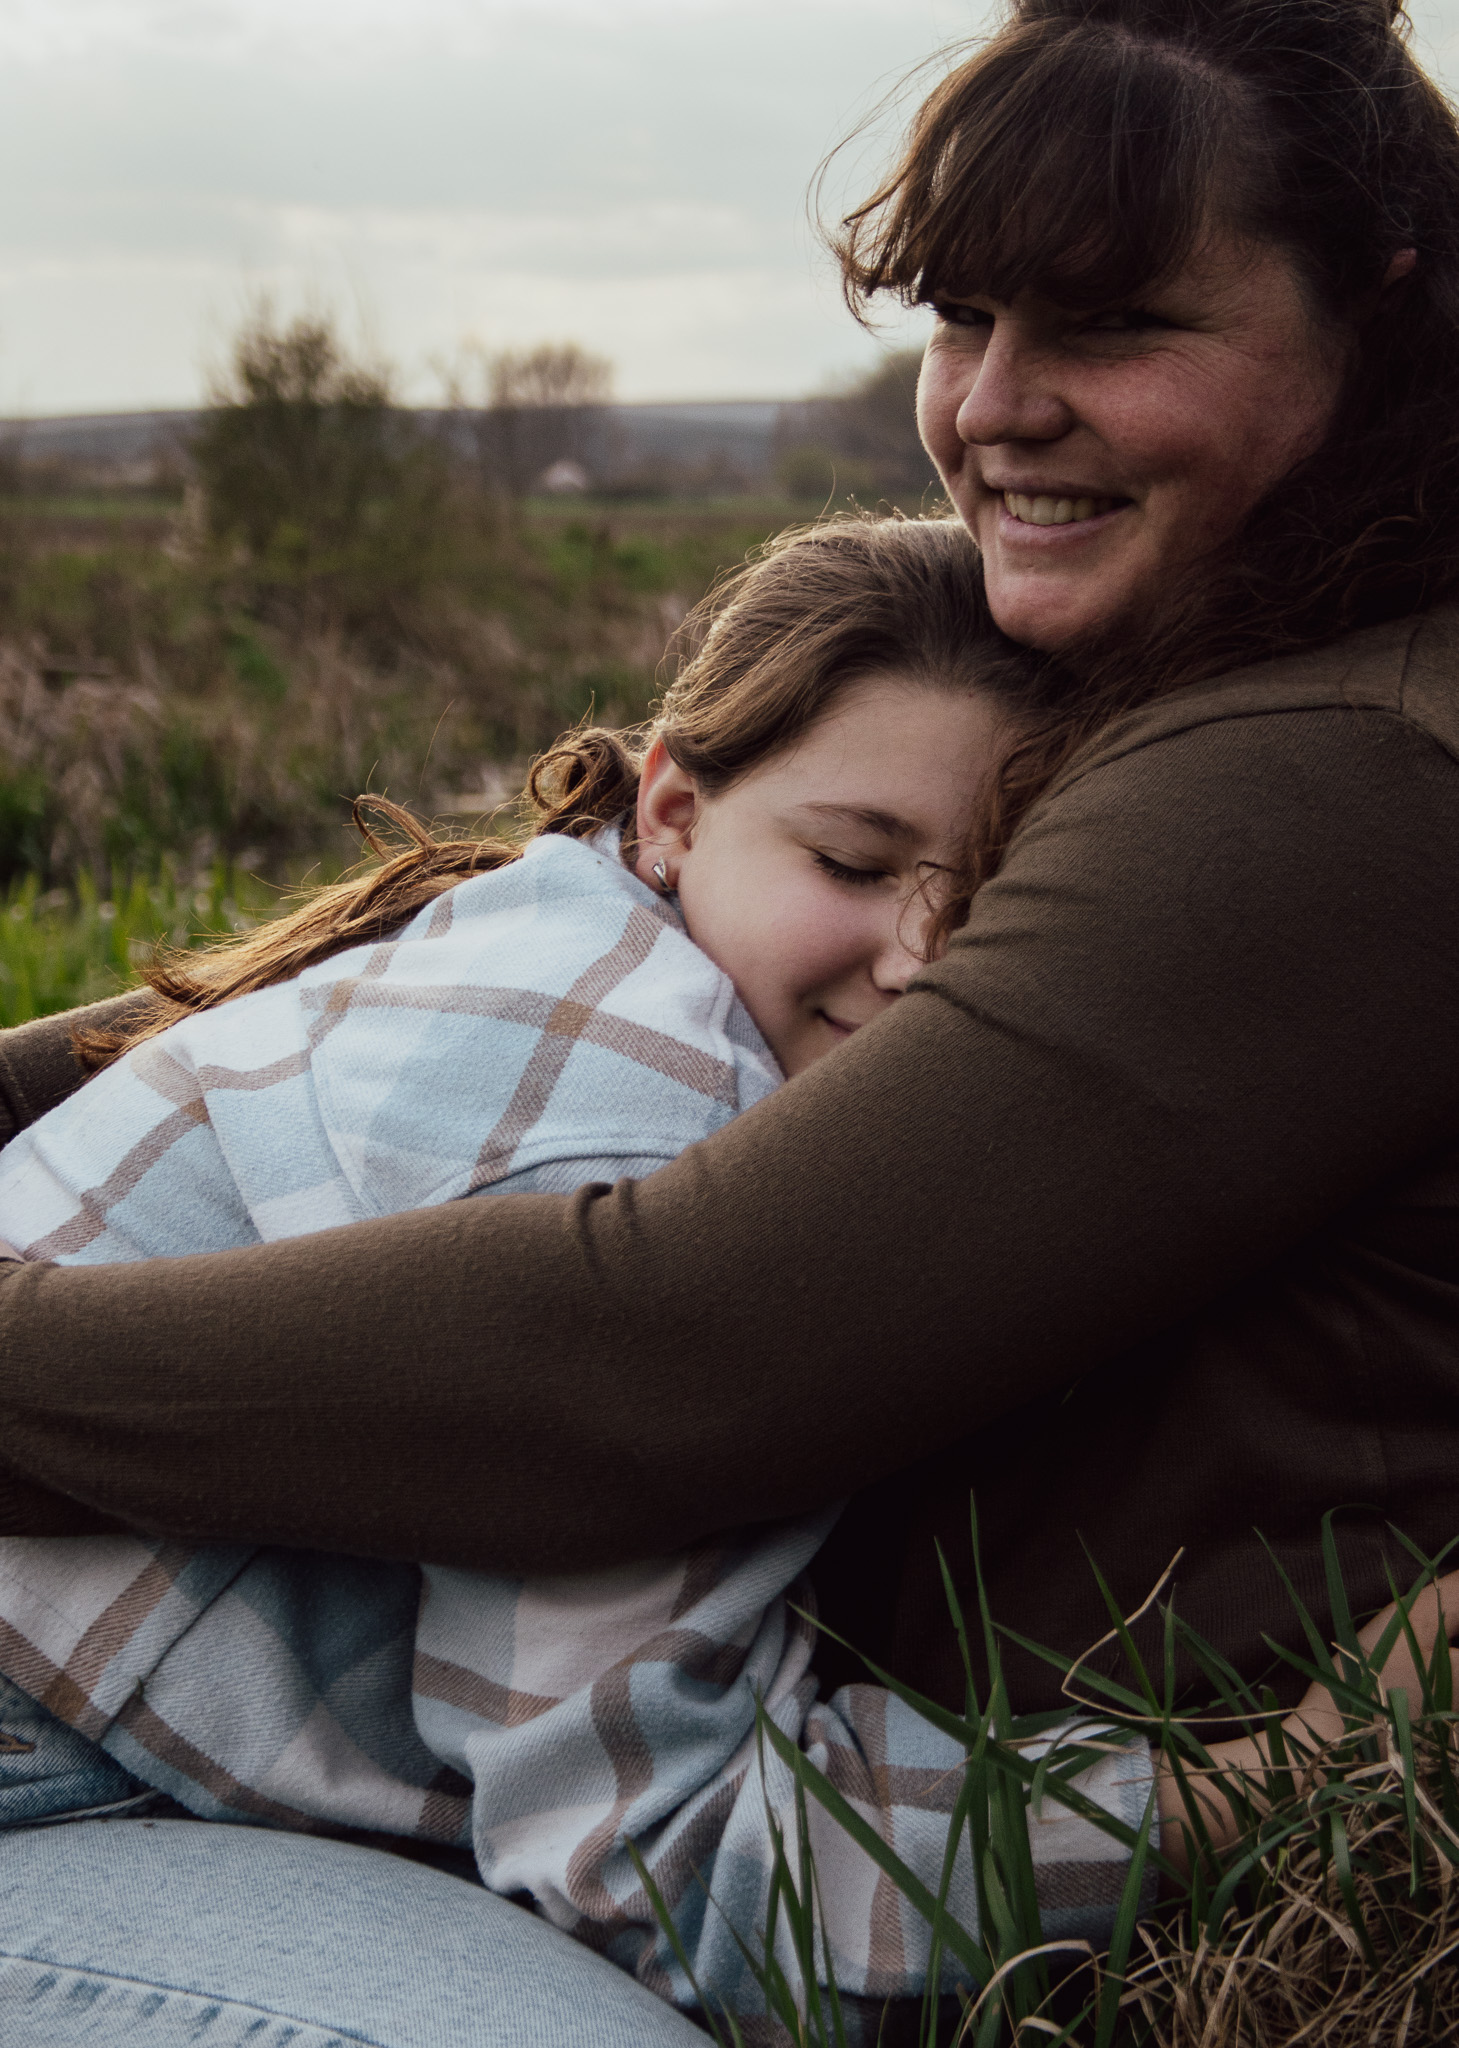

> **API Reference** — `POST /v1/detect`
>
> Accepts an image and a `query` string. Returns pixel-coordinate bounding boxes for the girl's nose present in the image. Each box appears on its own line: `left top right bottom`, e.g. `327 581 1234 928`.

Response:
955 323 1073 448
871 918 928 996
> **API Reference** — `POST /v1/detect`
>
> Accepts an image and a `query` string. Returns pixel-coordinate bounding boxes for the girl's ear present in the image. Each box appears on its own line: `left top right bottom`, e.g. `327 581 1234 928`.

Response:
633 738 699 892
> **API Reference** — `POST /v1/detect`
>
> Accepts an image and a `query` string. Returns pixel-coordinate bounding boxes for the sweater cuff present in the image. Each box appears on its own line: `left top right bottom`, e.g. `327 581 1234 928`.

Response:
0 1465 129 1538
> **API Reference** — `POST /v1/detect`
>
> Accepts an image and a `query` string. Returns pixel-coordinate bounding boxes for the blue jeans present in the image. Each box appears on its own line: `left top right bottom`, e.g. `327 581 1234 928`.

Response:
0 1677 148 1828
0 1815 709 2045
0 1673 706 2044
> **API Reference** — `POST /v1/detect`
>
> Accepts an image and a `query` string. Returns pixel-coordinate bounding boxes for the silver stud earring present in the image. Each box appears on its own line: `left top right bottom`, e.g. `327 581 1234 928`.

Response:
651 859 672 896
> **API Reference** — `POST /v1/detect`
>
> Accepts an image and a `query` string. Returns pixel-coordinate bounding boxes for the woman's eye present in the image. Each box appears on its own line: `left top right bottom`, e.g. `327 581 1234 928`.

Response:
1079 307 1172 336
813 852 889 888
932 300 994 332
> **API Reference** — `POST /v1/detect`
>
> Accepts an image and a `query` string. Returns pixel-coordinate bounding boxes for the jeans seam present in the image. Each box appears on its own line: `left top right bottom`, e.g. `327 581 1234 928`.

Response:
0 1948 396 2047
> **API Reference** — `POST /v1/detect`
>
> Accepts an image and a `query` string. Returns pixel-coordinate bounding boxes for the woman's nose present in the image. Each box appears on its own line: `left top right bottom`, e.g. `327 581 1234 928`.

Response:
955 324 1072 447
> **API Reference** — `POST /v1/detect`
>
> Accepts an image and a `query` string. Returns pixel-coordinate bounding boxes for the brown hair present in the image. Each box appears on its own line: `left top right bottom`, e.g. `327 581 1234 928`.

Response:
76 516 1042 1072
832 0 1459 883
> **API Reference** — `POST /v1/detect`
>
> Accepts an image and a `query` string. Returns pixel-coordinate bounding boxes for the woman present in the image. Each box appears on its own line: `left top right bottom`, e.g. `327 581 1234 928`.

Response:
2 0 1459 2036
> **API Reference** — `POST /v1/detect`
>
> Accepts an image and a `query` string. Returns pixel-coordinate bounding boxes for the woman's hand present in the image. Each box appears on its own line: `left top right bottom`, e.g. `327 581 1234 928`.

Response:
1156 1569 1459 1876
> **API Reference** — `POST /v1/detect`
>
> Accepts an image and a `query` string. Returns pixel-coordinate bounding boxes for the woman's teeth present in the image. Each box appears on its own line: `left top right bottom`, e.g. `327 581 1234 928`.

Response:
1003 492 1120 526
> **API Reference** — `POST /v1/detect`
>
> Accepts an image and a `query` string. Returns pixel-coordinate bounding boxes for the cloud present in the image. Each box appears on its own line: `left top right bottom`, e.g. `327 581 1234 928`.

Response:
0 0 964 410
9 0 1452 413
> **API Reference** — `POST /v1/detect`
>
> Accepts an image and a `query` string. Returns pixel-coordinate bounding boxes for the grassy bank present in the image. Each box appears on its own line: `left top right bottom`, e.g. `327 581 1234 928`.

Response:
0 493 817 901
0 865 284 1027
666 1521 1459 2048
0 488 856 1024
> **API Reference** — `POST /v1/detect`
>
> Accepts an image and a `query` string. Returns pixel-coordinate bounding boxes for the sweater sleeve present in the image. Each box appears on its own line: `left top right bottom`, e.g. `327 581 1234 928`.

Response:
0 704 1458 1564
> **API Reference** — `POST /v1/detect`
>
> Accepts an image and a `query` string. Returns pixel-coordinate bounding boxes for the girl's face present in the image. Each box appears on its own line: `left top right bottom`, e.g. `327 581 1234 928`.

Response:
916 230 1349 652
634 676 1005 1077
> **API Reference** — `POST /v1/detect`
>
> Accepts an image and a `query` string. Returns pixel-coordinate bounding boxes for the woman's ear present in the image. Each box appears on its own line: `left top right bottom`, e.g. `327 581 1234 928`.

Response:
1381 247 1418 291
633 738 699 893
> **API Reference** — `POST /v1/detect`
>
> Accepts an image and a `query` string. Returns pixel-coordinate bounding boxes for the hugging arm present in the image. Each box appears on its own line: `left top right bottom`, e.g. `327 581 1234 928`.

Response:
1 699 1459 1566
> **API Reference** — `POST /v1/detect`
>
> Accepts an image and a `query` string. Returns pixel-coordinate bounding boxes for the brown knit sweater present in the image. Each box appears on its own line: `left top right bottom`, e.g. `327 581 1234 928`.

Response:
2 607 1458 1712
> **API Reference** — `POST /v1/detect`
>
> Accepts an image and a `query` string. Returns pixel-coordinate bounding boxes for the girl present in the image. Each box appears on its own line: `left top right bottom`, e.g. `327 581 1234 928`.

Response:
0 517 1149 2017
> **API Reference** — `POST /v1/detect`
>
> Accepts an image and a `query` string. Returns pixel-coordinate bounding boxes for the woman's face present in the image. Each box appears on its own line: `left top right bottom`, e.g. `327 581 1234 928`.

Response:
917 232 1350 651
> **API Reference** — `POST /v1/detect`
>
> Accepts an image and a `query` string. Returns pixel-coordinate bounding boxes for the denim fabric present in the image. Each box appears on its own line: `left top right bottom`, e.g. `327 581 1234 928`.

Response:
0 1817 710 2045
0 1676 147 1828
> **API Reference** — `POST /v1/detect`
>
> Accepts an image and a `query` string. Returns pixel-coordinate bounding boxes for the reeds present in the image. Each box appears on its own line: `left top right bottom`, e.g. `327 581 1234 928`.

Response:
640 1513 1459 2048
0 865 277 1026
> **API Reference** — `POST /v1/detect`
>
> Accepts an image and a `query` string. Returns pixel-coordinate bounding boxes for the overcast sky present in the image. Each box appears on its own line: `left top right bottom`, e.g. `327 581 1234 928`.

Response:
4 0 1459 418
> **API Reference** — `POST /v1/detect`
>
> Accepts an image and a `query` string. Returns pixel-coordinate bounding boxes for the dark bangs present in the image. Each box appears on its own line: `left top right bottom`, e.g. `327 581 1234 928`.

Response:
836 24 1256 313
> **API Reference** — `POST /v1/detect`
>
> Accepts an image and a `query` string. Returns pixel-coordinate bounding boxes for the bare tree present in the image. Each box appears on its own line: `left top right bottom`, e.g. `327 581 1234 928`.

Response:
453 342 615 497
487 344 613 413
774 350 940 507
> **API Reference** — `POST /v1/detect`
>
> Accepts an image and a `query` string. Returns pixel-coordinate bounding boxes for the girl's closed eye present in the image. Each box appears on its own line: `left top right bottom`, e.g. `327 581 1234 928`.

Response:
812 850 891 887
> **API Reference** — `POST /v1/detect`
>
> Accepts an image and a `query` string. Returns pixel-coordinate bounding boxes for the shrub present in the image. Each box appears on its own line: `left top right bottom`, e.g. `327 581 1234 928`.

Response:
192 309 460 626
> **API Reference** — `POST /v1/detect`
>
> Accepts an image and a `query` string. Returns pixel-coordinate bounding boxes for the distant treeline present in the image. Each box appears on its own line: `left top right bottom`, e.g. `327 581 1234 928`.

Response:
0 317 940 509
0 310 941 900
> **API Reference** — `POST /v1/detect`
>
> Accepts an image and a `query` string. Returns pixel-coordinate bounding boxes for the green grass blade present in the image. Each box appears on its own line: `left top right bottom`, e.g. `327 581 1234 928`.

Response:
1319 1511 1360 1663
992 1621 1153 1718
1075 1541 1163 1717
1390 1681 1423 1897
625 1838 743 2048
754 1708 992 1988
1093 1782 1156 2048
1256 1535 1342 1688
937 1536 982 1722
1328 1807 1381 1972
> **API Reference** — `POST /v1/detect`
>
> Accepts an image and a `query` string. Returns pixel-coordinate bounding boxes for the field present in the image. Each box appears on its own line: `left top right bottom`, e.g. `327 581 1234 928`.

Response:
0 313 946 1023
0 483 829 1024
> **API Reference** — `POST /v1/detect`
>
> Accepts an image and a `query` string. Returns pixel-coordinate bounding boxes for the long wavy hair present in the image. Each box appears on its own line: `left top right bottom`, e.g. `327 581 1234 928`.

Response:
831 0 1459 896
77 515 1043 1071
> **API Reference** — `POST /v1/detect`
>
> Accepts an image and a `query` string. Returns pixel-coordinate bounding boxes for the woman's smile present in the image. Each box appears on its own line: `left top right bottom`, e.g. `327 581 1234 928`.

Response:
1000 490 1128 528
917 233 1350 651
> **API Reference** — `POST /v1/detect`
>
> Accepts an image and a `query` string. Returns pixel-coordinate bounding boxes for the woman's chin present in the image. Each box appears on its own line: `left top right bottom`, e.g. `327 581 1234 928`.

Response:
981 560 1146 654
983 578 1111 652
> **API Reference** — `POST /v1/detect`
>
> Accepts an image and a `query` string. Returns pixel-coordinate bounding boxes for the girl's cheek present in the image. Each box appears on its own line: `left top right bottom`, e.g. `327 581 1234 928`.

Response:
798 904 870 990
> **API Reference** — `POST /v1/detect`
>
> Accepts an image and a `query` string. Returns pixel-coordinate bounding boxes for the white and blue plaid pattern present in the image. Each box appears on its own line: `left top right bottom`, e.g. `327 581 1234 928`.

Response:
0 828 1149 2015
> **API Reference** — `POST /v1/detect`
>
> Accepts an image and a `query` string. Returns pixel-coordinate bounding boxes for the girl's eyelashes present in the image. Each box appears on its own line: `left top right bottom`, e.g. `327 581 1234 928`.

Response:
812 850 891 887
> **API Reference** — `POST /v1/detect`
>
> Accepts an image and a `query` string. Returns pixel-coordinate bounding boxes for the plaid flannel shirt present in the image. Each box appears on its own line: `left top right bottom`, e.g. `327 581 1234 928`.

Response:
0 829 1152 2014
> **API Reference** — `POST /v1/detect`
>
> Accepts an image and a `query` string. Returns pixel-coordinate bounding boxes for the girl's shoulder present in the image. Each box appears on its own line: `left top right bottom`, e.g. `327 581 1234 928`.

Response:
294 824 781 1212
403 825 670 936
324 823 780 1087
332 825 697 998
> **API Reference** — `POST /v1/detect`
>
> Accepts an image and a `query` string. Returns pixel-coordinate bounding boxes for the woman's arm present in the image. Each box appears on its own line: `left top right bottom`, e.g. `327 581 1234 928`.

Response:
2 695 1459 1565
0 992 154 1538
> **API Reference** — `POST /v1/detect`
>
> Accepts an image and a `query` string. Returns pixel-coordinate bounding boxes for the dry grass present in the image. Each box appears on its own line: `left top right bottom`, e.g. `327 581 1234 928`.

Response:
659 1527 1459 2048
0 500 791 893
1122 1716 1459 2047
